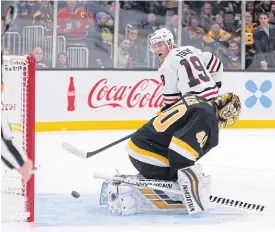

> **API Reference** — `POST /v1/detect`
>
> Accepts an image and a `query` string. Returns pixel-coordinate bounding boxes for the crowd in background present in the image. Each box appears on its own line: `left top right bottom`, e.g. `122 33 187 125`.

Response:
1 0 275 70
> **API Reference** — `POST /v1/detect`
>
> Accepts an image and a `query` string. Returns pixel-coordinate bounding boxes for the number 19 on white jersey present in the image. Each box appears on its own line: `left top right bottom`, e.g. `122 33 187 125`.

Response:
159 46 222 105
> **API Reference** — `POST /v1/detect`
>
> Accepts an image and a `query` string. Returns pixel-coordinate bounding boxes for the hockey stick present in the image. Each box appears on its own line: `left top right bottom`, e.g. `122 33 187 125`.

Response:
94 172 266 214
62 133 133 159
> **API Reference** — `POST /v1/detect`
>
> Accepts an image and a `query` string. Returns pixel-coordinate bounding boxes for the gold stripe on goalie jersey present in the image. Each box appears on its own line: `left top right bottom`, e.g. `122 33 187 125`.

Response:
139 189 185 209
169 137 199 161
126 139 169 167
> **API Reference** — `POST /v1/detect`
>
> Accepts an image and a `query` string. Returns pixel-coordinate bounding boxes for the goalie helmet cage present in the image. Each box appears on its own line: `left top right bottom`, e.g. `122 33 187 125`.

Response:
1 54 35 222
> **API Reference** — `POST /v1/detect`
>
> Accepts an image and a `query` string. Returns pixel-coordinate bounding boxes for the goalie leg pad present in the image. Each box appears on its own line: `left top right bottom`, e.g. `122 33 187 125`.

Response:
178 164 211 215
104 179 187 215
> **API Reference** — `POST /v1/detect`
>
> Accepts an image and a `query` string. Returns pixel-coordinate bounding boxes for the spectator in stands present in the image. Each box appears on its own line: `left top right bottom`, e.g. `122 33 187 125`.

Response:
255 1 273 15
214 11 236 33
203 23 231 58
140 13 160 37
33 47 49 69
185 1 205 16
181 3 192 28
107 1 118 18
200 2 215 32
117 36 132 69
95 11 113 46
144 1 165 16
166 14 179 42
56 52 69 68
254 1 263 11
33 0 53 35
223 11 237 33
221 40 241 70
230 1 242 25
182 15 204 49
217 1 234 14
246 1 255 12
13 0 40 33
78 0 97 25
91 11 114 68
234 11 257 69
161 1 178 24
57 0 93 46
215 13 225 29
253 13 275 70
246 1 257 22
126 25 147 68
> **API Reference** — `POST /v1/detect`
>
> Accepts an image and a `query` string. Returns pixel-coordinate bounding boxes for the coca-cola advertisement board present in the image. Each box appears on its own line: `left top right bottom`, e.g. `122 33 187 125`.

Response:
36 71 165 122
32 70 275 129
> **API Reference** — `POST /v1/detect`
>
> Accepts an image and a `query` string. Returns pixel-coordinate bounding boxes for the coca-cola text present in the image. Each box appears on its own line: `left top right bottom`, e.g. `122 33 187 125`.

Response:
88 79 165 108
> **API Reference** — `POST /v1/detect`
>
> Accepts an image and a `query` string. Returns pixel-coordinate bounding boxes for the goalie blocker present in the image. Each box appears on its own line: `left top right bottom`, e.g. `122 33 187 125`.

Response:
101 93 242 215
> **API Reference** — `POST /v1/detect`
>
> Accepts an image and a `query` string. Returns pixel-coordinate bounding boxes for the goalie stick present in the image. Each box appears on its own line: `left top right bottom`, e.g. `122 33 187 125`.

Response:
94 172 266 214
62 133 133 158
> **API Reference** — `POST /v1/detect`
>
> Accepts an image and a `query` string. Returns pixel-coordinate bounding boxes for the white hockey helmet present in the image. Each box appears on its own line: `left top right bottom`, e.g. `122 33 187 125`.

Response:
149 28 175 52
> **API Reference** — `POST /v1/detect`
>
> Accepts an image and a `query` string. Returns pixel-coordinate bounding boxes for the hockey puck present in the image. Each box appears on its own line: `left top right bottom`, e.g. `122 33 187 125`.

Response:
71 191 80 198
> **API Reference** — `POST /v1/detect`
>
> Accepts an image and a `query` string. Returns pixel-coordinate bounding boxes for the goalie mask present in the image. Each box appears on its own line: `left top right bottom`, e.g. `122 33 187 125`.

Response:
214 93 241 128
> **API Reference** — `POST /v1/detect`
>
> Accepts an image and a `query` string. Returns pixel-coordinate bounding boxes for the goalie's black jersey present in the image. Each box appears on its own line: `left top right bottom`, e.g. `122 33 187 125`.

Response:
126 94 219 179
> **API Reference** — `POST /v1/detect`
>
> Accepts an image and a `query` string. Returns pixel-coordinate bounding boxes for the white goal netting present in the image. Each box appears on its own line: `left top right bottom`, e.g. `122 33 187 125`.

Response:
1 55 35 222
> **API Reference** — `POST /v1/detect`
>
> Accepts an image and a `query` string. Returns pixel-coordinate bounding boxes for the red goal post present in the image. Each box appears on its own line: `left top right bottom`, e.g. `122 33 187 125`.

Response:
1 54 35 222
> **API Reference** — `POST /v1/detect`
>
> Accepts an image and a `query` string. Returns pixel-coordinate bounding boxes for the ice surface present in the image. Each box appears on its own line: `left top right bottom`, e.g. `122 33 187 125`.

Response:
2 129 275 232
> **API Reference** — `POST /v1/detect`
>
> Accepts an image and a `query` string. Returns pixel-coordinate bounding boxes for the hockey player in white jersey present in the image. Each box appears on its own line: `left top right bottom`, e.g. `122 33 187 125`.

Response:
150 28 223 110
1 4 34 183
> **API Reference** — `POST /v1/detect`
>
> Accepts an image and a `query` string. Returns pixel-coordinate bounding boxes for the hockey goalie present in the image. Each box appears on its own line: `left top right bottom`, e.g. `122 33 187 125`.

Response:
99 92 241 216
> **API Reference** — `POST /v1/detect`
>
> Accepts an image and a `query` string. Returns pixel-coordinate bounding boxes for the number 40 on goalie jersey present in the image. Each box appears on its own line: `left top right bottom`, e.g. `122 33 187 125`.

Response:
128 95 219 176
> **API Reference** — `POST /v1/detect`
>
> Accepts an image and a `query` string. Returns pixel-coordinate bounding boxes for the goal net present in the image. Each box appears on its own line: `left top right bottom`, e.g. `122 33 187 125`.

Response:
1 55 35 222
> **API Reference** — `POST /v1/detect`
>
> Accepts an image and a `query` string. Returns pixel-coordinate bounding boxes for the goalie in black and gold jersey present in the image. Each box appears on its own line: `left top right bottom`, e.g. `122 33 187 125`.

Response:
105 92 241 216
126 92 241 182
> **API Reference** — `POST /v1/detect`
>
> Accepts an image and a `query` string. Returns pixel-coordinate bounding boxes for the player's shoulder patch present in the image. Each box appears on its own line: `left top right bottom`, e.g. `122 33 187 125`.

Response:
184 95 200 106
